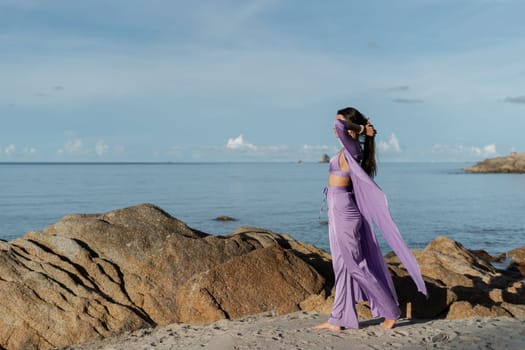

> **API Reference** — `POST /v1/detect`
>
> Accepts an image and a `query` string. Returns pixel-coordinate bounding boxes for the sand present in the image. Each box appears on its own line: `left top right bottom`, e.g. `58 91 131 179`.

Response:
61 311 525 350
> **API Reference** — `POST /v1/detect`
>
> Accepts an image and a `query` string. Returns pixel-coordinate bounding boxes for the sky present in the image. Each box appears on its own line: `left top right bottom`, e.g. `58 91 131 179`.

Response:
1 0 524 162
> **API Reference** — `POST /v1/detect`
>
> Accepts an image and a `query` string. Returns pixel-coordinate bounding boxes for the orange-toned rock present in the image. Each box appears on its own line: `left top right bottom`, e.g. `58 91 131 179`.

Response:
446 301 512 319
501 302 525 318
386 236 525 320
0 204 331 350
415 236 498 287
175 245 325 323
508 246 525 264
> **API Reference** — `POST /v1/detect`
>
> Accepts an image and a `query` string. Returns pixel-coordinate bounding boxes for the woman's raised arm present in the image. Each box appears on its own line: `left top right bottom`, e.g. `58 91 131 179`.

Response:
334 119 362 160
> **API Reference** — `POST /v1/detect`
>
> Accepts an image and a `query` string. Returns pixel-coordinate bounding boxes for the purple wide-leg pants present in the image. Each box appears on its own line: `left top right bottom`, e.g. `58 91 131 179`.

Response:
326 186 400 328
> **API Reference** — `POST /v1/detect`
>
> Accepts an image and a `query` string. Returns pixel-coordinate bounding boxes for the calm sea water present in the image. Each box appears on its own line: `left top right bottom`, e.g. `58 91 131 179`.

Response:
1 162 524 255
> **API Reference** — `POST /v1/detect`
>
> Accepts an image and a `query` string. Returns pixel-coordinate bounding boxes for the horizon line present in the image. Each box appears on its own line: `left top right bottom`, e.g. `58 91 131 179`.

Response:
0 160 477 165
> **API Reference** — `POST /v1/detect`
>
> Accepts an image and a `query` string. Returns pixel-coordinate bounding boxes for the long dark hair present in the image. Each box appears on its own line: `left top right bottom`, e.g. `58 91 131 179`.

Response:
337 107 377 177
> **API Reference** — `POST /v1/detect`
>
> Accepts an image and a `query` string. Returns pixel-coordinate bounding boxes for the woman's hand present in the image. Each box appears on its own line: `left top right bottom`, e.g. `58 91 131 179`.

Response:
347 129 357 139
365 119 377 137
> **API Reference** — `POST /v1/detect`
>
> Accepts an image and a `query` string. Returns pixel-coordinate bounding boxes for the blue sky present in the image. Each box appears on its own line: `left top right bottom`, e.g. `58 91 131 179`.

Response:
1 0 524 162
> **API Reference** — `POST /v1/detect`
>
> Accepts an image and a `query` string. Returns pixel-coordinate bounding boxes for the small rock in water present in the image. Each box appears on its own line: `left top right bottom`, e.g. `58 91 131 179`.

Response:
213 215 237 222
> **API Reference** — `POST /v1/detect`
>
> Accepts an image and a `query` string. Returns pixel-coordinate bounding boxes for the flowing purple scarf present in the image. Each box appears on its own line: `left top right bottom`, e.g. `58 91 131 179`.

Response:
336 120 428 298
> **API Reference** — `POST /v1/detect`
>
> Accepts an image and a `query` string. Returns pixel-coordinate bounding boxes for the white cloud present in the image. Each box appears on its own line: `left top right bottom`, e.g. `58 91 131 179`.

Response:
226 135 257 151
58 133 116 157
378 134 401 153
4 144 16 156
480 144 497 156
0 145 38 158
58 138 83 155
225 135 292 154
95 140 109 157
301 144 338 155
22 147 37 155
265 145 288 152
432 143 498 157
302 144 330 151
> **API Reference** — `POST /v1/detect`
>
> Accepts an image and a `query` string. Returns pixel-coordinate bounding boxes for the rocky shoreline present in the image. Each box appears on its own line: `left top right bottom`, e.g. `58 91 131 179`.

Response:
1 204 524 349
465 152 525 173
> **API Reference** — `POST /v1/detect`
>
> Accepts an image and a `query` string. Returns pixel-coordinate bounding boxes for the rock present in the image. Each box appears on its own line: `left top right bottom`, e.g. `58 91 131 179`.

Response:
506 261 525 278
502 281 525 304
508 245 525 264
319 154 330 163
489 289 504 303
464 152 525 173
2 205 524 350
297 293 373 320
175 245 325 322
0 204 332 350
299 293 333 315
213 216 237 222
506 246 525 280
356 302 373 319
470 249 506 263
228 226 333 285
415 236 498 287
446 301 512 319
500 302 525 318
385 236 525 320
388 265 449 318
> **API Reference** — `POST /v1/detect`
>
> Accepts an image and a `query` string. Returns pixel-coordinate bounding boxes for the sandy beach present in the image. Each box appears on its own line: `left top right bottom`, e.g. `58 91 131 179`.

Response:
62 311 525 350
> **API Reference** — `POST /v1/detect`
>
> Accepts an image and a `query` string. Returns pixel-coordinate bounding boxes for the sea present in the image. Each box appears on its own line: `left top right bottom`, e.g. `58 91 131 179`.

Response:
1 162 524 256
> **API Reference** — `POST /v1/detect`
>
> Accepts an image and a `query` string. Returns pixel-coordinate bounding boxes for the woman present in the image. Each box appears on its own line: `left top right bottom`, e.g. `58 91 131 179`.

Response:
314 107 427 331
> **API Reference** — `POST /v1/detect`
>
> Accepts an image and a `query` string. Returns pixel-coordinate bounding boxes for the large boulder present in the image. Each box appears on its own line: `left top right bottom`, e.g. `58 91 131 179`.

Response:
0 204 332 350
464 152 525 173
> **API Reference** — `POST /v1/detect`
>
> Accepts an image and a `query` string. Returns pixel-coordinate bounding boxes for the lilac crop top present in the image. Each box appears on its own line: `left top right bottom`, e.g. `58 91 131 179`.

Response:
328 120 363 178
329 154 350 177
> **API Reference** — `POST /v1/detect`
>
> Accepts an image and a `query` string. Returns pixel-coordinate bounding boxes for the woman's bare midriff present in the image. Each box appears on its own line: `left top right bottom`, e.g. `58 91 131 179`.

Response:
328 174 352 187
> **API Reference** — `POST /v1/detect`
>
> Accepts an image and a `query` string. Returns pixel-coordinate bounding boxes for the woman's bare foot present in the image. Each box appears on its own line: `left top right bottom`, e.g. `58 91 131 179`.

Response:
312 322 343 331
380 318 396 329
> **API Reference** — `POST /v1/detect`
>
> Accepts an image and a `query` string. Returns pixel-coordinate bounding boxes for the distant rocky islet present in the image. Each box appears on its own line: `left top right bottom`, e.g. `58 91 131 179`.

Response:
465 152 525 173
0 204 524 349
319 154 330 163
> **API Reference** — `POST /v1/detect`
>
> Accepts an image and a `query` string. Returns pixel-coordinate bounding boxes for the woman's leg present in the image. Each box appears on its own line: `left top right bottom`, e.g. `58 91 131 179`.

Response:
332 214 400 322
327 190 400 328
327 213 360 328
